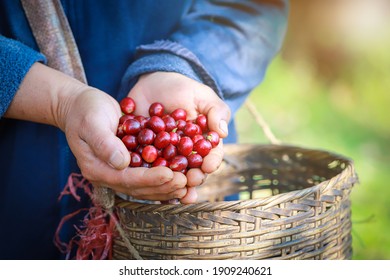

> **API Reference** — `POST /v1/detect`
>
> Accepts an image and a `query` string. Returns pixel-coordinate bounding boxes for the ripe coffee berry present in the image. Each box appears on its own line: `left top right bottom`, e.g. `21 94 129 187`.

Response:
154 131 170 149
169 155 188 171
170 108 187 121
187 153 203 168
120 97 136 115
193 139 212 157
162 115 176 132
184 122 200 138
169 131 180 146
149 102 165 117
177 137 193 157
192 134 204 144
117 97 220 175
176 119 186 131
129 152 142 167
162 144 177 161
196 114 208 132
122 135 138 150
116 124 125 139
137 128 155 145
152 157 169 167
147 116 166 133
119 114 134 125
123 119 141 135
135 115 148 129
142 145 158 163
206 131 220 148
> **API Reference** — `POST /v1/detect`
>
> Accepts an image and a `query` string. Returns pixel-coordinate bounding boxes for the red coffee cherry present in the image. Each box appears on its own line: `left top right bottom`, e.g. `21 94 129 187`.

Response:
123 119 141 135
177 136 193 157
193 139 212 157
169 155 188 171
187 153 203 168
170 108 187 121
142 145 158 163
120 97 136 115
149 102 165 117
117 98 221 177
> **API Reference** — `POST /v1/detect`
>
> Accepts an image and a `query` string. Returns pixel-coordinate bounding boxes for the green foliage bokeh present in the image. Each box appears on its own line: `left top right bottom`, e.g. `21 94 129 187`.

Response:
235 21 390 259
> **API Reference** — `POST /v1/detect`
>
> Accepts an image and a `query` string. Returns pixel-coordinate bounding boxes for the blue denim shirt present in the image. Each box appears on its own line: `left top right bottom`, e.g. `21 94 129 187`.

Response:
0 0 288 259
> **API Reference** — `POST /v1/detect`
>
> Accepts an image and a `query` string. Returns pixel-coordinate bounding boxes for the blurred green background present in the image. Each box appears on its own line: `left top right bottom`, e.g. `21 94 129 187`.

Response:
235 0 390 259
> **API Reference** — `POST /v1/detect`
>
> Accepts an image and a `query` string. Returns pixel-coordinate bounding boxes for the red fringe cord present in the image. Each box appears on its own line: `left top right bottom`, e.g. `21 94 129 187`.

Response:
54 173 117 260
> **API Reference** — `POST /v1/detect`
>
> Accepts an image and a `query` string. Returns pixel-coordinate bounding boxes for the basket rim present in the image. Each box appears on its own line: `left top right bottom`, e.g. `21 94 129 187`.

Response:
115 144 358 213
223 143 355 163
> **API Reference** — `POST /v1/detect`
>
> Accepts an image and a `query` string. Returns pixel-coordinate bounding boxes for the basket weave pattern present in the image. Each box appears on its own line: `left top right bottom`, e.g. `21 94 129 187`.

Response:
113 144 358 260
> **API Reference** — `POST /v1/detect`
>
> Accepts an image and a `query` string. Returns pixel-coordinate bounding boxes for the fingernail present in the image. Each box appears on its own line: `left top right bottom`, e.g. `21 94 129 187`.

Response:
109 150 125 169
219 120 228 136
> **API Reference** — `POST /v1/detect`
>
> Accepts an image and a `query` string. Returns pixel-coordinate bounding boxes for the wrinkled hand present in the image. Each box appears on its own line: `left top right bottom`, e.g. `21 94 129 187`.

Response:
6 63 192 202
128 72 231 203
61 87 188 201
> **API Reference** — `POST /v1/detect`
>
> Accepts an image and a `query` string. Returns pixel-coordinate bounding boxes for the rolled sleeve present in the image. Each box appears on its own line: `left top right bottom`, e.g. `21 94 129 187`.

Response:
119 0 289 106
118 40 220 101
0 36 46 117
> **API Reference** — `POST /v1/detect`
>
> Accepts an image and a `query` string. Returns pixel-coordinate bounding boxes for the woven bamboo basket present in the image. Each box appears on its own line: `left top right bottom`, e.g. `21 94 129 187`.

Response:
112 142 358 260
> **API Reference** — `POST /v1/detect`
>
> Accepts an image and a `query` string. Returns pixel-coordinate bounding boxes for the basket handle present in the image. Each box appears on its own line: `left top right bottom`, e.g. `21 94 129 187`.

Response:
244 100 282 145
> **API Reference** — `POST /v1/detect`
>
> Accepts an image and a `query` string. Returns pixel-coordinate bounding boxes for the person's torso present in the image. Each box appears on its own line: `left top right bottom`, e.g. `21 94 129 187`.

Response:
0 0 192 259
0 0 192 95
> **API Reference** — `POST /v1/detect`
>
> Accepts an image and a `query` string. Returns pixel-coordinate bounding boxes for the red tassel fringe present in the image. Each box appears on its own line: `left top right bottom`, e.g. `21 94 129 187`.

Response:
54 173 117 260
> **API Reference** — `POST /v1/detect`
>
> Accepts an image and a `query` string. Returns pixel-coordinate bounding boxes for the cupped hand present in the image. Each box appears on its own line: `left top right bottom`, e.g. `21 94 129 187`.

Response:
6 63 189 202
60 86 188 201
128 72 231 203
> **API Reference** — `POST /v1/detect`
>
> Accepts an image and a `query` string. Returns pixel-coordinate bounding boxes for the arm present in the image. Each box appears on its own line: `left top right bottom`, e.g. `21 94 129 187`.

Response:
1 36 189 202
119 1 289 202
0 36 46 117
170 0 289 100
119 0 289 104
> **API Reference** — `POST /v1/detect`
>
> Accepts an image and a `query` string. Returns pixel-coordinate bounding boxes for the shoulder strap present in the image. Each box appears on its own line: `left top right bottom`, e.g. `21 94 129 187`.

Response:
21 0 87 84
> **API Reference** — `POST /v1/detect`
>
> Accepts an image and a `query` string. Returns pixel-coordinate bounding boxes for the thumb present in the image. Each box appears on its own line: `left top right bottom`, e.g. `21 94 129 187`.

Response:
84 127 130 170
206 102 231 139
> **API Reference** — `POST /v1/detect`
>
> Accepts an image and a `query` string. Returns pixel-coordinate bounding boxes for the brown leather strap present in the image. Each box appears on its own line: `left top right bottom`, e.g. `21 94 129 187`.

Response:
21 0 87 84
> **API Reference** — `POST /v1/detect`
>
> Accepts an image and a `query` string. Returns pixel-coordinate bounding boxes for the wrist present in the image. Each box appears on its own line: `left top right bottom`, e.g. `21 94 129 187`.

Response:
54 75 89 132
4 62 87 130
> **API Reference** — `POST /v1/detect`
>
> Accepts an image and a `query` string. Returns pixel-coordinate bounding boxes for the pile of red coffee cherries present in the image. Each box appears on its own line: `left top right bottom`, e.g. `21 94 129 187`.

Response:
116 97 219 173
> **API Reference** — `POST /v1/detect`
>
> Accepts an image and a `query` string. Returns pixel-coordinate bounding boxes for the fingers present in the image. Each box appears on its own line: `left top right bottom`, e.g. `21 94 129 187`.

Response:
127 171 188 201
201 140 224 174
65 73 230 205
180 169 203 204
70 129 187 201
206 106 230 139
186 168 206 187
81 125 130 170
91 166 175 189
180 186 198 204
65 89 131 170
199 90 231 139
78 151 188 201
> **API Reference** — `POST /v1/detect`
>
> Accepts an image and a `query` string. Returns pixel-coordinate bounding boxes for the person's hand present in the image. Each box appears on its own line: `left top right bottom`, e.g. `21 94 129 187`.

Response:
60 86 190 201
128 72 231 203
6 63 227 203
5 62 188 202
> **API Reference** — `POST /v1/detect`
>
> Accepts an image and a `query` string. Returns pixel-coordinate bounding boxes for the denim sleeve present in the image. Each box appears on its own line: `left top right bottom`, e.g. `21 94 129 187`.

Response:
119 0 289 104
0 36 46 117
